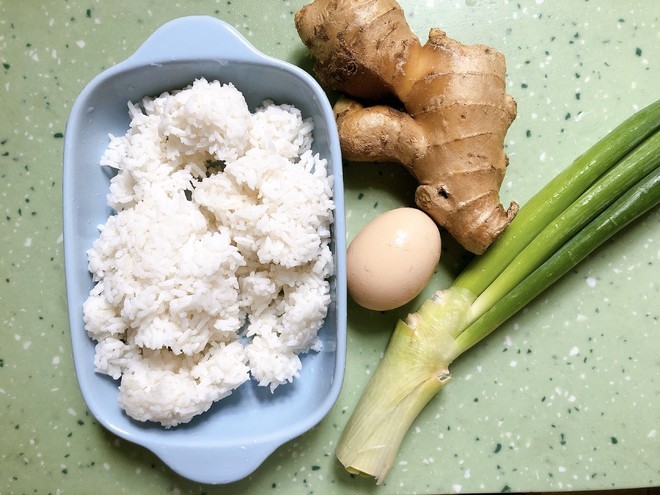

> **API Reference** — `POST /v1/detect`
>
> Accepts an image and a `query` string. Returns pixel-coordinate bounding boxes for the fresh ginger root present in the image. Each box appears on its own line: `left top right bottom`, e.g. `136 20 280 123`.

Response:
295 0 518 254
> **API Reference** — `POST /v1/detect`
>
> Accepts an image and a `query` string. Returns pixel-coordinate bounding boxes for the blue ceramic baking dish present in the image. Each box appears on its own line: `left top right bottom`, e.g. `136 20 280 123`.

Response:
62 16 346 484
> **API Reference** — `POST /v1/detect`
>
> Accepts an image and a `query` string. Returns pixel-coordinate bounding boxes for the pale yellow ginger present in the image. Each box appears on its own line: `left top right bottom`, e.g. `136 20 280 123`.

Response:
295 0 518 253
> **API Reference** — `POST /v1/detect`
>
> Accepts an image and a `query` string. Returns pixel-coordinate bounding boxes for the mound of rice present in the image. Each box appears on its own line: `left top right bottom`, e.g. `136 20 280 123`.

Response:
82 78 334 427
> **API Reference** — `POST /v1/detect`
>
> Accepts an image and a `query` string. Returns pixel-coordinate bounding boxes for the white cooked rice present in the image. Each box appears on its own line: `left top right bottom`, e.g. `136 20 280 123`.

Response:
83 78 334 427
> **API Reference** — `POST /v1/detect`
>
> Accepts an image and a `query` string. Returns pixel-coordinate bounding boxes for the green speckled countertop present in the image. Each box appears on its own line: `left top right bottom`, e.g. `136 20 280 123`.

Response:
1 0 658 493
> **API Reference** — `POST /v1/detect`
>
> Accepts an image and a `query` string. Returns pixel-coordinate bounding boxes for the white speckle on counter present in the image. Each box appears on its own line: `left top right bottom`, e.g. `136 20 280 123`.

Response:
76 40 85 48
586 276 597 288
647 429 657 438
569 346 580 356
24 237 32 247
452 483 463 493
67 408 76 416
51 356 60 366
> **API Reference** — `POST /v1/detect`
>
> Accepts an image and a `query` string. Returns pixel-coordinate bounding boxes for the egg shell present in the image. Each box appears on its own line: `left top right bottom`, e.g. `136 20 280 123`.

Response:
346 207 441 311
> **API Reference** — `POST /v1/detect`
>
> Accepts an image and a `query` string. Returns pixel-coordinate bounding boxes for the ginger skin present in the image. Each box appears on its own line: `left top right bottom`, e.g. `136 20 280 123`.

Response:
295 0 518 254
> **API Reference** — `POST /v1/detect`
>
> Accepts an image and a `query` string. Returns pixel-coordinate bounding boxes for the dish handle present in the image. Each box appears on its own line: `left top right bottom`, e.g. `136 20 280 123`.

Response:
149 440 280 485
126 15 265 67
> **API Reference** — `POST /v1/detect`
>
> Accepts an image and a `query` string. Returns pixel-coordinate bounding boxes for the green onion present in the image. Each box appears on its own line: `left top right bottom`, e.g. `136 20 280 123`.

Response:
466 129 660 326
336 99 660 484
457 163 660 352
454 98 660 297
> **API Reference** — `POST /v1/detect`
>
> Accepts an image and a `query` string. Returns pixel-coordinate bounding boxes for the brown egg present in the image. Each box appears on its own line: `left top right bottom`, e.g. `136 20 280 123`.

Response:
346 207 442 311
